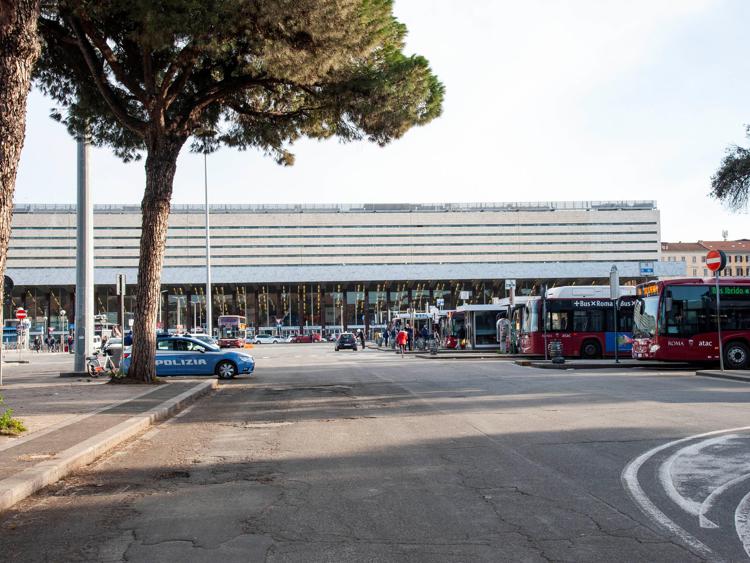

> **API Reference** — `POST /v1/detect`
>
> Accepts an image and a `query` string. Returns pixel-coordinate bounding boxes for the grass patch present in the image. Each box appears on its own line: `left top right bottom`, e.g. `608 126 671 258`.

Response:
0 394 27 436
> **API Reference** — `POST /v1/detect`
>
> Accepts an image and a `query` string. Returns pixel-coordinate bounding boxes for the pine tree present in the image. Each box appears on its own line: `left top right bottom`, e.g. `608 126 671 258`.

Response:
0 0 41 310
712 126 750 210
36 0 444 381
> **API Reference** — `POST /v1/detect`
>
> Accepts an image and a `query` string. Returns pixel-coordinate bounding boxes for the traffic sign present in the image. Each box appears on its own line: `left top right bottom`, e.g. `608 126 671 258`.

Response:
15 308 26 320
706 249 727 273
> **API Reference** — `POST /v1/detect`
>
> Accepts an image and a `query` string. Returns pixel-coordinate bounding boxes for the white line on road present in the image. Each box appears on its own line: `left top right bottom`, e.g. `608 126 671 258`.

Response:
657 434 739 527
735 490 750 558
621 426 750 559
701 472 750 529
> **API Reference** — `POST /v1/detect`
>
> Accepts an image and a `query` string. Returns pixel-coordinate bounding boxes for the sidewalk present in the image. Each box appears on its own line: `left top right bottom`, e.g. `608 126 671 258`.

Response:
0 366 216 512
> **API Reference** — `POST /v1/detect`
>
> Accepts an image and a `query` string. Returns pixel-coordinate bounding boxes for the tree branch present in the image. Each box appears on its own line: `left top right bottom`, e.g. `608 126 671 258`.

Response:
75 16 148 104
159 41 198 99
66 15 146 136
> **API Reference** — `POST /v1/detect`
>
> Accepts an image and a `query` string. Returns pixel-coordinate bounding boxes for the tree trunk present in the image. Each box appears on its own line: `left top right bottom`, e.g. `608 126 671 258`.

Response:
0 0 41 302
127 137 185 382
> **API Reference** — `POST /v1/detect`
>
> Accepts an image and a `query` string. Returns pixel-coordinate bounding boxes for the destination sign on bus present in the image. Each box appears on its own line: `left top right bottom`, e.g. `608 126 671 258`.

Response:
709 285 750 297
637 283 660 297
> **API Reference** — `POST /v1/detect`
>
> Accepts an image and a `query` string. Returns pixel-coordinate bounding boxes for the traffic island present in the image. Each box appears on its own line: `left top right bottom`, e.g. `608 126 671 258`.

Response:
0 379 216 513
516 359 691 370
696 370 750 383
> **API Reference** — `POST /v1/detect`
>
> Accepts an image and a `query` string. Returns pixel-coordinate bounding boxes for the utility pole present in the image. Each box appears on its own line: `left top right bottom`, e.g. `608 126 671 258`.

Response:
74 135 94 373
204 152 213 338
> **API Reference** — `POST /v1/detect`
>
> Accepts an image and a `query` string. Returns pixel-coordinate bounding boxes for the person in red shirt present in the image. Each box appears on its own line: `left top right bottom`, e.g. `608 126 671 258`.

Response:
396 328 408 357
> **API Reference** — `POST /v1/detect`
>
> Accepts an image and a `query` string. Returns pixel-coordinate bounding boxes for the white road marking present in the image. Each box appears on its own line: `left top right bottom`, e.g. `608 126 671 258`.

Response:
735 490 750 557
700 472 750 529
621 425 750 559
657 434 738 527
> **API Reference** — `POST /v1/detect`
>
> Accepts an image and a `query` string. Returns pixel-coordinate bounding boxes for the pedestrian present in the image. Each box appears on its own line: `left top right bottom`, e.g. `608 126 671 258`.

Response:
33 334 42 353
383 328 389 348
358 329 365 350
406 323 413 351
396 327 408 357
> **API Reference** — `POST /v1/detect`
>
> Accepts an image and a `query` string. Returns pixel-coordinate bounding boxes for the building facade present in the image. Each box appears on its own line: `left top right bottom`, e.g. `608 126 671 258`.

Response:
5 200 682 335
661 240 750 278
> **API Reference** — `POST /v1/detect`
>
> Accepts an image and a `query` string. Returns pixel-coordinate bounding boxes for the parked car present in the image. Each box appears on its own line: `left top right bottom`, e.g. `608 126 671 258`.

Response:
102 337 122 356
335 332 358 351
121 336 254 379
188 333 219 347
291 333 322 343
253 333 280 344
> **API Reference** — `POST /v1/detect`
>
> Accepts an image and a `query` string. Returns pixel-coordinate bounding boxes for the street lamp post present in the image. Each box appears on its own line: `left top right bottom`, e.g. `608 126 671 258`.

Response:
204 151 213 338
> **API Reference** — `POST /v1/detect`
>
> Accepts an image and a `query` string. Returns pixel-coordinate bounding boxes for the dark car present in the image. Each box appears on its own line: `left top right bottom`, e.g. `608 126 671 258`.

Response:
335 332 358 351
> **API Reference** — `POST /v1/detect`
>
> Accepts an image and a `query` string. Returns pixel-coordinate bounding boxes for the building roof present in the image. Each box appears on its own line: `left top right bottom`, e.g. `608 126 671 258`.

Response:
661 242 705 252
12 200 657 215
698 240 750 252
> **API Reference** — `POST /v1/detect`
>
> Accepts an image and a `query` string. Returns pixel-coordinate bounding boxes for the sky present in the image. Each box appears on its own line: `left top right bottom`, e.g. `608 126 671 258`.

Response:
14 0 750 242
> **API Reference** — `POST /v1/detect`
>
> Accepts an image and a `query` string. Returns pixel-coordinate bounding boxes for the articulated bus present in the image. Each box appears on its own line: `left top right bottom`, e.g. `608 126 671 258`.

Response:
632 278 750 369
519 286 636 358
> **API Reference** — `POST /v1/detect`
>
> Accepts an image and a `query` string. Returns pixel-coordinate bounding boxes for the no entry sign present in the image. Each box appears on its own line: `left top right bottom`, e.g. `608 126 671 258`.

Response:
706 249 727 273
15 307 26 320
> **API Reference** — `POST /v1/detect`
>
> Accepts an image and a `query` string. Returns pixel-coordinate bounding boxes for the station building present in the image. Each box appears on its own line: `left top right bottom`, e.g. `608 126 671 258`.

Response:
3 200 682 335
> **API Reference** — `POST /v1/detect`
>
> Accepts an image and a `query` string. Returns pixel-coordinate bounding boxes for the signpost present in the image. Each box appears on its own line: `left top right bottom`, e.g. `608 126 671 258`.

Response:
0 275 11 386
610 266 620 364
116 274 126 338
706 249 727 371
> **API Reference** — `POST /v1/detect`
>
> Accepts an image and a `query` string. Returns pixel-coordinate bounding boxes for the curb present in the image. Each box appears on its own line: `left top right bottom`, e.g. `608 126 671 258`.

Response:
696 370 750 383
0 379 217 513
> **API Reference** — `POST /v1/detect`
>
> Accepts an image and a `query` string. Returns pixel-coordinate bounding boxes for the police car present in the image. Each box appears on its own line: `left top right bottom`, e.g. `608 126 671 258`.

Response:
121 336 254 379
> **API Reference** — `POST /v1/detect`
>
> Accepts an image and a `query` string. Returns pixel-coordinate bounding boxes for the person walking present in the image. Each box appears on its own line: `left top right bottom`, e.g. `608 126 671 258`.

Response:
406 323 414 351
382 328 389 348
357 329 365 350
396 327 408 357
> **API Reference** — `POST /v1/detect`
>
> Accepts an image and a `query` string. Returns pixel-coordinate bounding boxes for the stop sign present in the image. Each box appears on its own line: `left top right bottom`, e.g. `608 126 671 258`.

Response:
15 307 26 320
706 249 727 273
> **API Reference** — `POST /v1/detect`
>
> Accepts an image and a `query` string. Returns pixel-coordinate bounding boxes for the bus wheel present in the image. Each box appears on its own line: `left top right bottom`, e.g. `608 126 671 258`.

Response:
581 340 601 359
725 341 749 370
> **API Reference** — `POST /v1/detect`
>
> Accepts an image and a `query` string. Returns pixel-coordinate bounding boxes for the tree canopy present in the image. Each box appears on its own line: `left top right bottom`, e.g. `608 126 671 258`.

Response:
36 0 445 162
711 126 750 210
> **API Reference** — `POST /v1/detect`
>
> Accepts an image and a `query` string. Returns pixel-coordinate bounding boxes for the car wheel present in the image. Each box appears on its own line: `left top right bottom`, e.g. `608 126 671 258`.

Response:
272 340 278 344
725 341 750 370
216 360 237 380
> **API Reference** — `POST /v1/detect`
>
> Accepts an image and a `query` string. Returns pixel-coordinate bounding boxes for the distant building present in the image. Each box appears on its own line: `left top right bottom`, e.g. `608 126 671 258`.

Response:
661 240 750 278
5 200 682 335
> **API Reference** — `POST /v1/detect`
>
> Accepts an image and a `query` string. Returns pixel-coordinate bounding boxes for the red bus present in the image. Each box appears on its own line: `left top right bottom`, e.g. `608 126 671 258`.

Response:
217 315 247 348
519 286 636 358
632 278 750 369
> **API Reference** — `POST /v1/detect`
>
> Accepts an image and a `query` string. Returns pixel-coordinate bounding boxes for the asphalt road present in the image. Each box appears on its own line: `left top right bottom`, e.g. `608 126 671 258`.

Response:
2 345 750 562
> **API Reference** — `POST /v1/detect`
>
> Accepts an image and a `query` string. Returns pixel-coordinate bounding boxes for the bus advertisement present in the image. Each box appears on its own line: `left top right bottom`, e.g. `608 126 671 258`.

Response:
217 315 247 348
519 286 636 358
632 278 750 369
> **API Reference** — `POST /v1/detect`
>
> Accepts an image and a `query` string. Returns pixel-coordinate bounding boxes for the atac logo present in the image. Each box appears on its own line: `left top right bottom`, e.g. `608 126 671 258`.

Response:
156 358 208 366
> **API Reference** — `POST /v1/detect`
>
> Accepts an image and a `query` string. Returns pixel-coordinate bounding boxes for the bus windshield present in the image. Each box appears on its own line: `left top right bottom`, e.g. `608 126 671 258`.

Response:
633 296 659 338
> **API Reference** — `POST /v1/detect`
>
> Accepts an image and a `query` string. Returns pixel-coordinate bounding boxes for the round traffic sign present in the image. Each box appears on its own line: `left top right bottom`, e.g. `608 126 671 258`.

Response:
15 307 27 320
706 249 727 273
